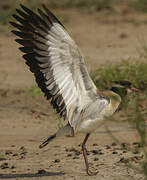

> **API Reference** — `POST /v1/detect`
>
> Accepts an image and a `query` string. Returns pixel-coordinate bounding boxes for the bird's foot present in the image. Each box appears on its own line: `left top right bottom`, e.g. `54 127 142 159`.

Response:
87 169 98 176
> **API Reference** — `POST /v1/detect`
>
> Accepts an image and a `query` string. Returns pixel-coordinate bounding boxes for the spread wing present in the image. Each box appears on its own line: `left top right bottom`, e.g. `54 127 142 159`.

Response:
10 4 99 127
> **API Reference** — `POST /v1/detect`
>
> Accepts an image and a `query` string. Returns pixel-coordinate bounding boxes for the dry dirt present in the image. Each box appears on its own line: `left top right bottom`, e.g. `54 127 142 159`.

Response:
0 8 147 180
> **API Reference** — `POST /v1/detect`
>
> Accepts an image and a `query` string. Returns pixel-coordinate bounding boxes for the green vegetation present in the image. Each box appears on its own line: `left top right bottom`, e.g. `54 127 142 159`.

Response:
91 60 147 92
91 56 147 178
124 99 147 178
91 43 147 178
128 95 147 177
0 0 17 25
48 0 147 13
0 0 42 25
26 85 43 97
131 0 147 13
106 100 147 178
48 0 113 10
0 154 5 160
1 0 147 25
0 0 68 26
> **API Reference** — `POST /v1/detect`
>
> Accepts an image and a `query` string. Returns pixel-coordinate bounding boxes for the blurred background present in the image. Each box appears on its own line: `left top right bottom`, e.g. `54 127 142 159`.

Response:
0 0 146 179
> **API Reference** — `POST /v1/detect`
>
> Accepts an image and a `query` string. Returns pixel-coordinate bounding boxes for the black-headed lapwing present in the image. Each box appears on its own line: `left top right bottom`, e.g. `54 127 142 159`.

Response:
10 5 137 176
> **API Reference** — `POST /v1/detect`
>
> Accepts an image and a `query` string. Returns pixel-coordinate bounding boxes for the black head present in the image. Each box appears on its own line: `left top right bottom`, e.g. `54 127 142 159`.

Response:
110 80 137 98
113 80 131 88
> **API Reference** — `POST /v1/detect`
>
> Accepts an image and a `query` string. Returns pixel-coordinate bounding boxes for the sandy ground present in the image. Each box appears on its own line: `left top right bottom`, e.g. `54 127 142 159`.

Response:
0 8 147 180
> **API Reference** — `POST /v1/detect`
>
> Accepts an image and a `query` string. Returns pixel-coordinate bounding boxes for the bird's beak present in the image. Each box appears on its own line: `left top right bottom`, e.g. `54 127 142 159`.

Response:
130 86 138 92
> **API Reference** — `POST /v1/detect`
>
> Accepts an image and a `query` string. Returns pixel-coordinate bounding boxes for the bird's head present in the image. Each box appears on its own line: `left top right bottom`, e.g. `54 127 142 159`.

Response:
110 80 138 98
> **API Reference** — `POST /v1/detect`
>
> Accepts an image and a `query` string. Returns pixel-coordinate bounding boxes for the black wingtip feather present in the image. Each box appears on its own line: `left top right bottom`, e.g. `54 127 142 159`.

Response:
11 30 20 37
15 39 34 47
16 8 29 19
12 30 32 39
20 4 42 22
42 4 65 28
20 4 34 15
10 21 21 29
11 4 67 120
12 14 27 26
19 47 33 53
10 21 31 32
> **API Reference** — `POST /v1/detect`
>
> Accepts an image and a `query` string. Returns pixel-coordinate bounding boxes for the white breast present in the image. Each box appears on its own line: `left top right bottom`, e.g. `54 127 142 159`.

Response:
76 98 119 134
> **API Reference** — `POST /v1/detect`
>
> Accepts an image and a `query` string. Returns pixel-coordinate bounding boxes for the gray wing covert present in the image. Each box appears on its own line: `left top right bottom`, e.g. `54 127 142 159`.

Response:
70 97 109 131
82 98 110 119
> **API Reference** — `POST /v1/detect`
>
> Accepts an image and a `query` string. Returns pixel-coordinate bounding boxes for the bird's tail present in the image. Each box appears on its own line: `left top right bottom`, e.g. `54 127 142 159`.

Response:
39 123 74 148
39 133 56 148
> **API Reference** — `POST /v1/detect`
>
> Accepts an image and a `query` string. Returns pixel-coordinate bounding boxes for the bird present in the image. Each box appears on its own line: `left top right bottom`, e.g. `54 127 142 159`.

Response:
10 4 138 176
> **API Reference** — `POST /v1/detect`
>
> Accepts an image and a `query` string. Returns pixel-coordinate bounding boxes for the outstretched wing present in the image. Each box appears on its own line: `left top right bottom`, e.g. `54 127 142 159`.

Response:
10 4 98 127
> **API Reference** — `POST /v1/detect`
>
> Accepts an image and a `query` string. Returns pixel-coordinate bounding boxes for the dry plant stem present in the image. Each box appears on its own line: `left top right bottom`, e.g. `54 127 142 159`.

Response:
82 133 98 176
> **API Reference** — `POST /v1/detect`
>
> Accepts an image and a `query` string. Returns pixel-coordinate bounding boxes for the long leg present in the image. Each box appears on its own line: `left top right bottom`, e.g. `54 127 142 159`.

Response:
82 133 98 176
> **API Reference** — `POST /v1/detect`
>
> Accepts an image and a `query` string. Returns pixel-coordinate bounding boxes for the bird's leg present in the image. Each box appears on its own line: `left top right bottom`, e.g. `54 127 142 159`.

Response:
82 133 98 176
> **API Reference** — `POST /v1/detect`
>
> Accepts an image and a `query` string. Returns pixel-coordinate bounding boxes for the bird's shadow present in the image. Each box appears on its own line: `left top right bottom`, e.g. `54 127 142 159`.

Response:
0 170 65 179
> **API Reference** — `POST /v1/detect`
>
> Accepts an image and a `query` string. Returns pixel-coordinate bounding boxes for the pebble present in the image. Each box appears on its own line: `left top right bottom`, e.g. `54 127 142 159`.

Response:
5 150 13 155
111 142 117 146
20 146 27 151
87 151 90 155
91 150 104 155
91 150 99 154
94 158 99 161
121 142 129 149
0 162 9 169
119 33 128 39
11 165 15 169
20 151 27 155
54 159 60 163
93 143 98 146
12 153 18 157
112 151 118 154
105 145 111 149
73 156 79 159
118 157 129 163
123 150 127 153
19 156 25 159
67 153 72 157
38 169 46 174
132 142 142 148
75 151 81 156
66 147 81 156
133 150 139 154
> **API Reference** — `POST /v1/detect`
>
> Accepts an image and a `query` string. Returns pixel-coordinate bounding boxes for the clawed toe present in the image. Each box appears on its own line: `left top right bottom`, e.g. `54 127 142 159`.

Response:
87 169 98 176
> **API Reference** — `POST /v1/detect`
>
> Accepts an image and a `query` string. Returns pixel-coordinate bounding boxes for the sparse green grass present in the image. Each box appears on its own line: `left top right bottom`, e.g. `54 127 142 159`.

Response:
48 0 113 11
124 97 147 178
91 57 147 178
0 154 5 160
130 0 147 13
26 85 43 97
1 0 147 25
0 0 68 26
91 60 147 91
91 59 147 109
0 0 42 25
0 0 17 25
48 0 147 13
